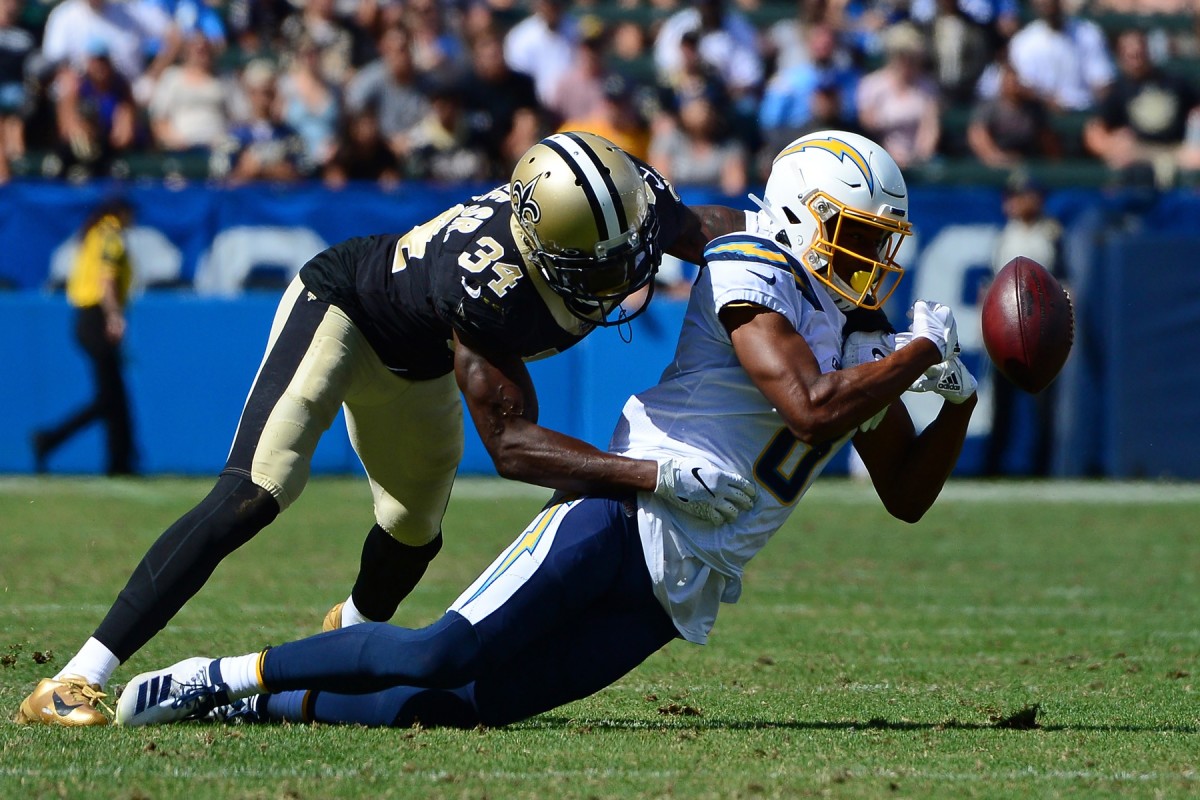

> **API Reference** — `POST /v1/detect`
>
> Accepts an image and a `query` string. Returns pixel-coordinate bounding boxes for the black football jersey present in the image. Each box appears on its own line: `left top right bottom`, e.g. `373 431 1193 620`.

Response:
299 163 688 380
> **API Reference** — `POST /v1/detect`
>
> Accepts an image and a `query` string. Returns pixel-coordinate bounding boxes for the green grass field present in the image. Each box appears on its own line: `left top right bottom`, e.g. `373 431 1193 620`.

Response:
2 476 1199 799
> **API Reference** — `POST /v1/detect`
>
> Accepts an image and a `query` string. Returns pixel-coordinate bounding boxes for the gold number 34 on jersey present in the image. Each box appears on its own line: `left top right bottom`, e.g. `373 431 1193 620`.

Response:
392 197 523 300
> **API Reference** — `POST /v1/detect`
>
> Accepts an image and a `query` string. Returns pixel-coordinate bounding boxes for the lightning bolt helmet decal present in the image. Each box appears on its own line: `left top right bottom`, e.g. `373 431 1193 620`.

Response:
774 136 875 194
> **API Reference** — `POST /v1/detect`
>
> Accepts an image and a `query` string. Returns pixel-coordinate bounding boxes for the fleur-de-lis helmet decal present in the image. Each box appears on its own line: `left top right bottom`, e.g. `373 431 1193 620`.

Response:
511 173 542 229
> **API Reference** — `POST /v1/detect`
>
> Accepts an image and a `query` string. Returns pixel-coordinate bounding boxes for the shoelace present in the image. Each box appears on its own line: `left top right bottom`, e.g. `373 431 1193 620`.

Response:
69 682 114 717
207 696 260 724
171 677 230 720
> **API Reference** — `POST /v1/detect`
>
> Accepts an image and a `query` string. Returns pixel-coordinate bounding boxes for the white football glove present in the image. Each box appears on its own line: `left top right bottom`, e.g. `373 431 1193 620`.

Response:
841 330 895 432
906 300 959 362
908 355 978 404
841 329 896 370
655 457 757 525
894 331 962 355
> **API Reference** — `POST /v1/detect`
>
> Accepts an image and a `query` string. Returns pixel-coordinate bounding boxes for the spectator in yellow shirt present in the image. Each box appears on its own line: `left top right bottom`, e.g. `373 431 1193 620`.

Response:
33 197 137 475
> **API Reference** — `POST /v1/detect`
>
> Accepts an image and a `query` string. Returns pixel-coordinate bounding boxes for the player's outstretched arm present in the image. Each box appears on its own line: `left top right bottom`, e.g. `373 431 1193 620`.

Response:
845 304 978 522
722 304 942 446
453 332 754 522
454 331 647 490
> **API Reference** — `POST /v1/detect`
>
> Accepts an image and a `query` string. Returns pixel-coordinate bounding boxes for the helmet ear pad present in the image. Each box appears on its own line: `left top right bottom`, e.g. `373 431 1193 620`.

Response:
511 132 662 325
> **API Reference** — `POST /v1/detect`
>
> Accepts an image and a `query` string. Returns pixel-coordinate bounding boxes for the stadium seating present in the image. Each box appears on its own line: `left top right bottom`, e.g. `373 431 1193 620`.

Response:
8 150 213 183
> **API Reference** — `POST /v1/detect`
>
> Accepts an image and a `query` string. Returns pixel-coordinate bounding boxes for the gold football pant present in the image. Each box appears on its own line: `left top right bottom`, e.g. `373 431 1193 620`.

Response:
91 276 463 660
223 275 463 546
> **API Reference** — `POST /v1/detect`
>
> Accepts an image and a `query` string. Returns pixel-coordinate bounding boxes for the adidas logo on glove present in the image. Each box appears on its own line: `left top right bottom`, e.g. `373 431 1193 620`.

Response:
937 371 961 392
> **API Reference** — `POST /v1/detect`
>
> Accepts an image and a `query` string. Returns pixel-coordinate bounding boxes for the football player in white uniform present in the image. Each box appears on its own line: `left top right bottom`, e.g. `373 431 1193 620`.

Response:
114 131 979 730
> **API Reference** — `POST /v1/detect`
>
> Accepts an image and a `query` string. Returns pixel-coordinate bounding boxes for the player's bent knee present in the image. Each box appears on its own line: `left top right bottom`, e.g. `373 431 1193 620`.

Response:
206 475 281 550
374 501 442 547
358 615 480 688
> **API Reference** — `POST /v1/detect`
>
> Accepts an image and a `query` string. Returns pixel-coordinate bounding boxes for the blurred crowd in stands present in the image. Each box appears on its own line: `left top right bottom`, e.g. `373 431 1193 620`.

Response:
2 0 1199 189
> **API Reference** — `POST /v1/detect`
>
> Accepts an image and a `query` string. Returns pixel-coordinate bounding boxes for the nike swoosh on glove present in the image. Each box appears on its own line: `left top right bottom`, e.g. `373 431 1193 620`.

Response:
841 330 895 432
655 457 757 524
841 329 896 370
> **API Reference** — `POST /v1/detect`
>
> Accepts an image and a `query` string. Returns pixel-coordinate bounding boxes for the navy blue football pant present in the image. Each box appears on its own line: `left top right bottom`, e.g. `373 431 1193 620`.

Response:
259 496 681 727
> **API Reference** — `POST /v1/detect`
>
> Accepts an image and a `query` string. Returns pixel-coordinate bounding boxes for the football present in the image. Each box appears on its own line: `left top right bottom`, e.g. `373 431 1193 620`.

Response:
981 256 1075 394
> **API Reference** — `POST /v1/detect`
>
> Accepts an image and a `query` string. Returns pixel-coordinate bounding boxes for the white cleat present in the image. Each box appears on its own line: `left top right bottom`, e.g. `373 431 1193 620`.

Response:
115 657 231 726
202 695 265 724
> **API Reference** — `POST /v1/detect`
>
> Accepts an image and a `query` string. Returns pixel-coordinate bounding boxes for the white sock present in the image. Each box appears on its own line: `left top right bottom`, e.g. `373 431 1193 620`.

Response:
340 595 369 626
263 690 309 722
55 638 120 688
217 652 266 697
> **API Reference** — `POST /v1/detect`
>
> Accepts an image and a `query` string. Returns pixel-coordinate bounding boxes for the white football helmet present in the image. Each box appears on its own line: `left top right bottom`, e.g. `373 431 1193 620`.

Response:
510 131 662 326
758 130 912 310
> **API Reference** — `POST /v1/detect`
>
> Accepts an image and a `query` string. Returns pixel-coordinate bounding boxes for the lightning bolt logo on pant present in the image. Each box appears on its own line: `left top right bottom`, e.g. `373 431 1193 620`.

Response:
460 502 568 606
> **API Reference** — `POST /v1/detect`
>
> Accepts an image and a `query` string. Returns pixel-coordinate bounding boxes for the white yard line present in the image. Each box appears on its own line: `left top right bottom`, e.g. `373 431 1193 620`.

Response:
808 480 1200 504
5 477 1200 505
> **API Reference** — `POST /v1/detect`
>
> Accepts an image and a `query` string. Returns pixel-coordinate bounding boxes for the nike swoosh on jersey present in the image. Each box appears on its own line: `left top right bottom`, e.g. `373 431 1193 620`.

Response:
705 234 821 308
461 277 482 299
747 270 777 286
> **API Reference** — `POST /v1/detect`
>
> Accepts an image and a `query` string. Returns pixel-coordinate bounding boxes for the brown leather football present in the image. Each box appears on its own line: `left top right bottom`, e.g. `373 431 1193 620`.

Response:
981 256 1075 394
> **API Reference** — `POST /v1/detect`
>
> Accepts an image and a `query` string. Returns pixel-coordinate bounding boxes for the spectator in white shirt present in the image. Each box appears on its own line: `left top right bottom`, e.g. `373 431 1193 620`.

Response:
654 0 762 106
503 0 578 108
1007 0 1114 112
41 0 166 86
148 34 229 152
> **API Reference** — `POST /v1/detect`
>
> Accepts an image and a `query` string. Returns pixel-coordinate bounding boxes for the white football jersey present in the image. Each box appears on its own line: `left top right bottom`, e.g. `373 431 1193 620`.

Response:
610 226 855 643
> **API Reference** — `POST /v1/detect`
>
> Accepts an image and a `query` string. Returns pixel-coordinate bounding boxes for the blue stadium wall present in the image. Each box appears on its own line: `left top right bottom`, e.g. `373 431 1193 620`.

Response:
3 181 1198 479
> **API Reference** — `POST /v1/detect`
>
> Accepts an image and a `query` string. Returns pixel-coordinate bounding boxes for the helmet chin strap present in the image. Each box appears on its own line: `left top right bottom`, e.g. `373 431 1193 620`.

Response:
615 305 633 343
828 280 859 312
749 192 787 234
748 192 774 217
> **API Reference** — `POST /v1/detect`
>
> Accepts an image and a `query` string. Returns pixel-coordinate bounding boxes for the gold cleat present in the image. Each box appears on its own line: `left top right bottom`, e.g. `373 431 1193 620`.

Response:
322 602 344 632
14 676 112 727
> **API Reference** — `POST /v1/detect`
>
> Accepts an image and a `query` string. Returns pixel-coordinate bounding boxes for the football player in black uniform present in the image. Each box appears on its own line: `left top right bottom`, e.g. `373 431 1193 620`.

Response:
16 132 756 726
